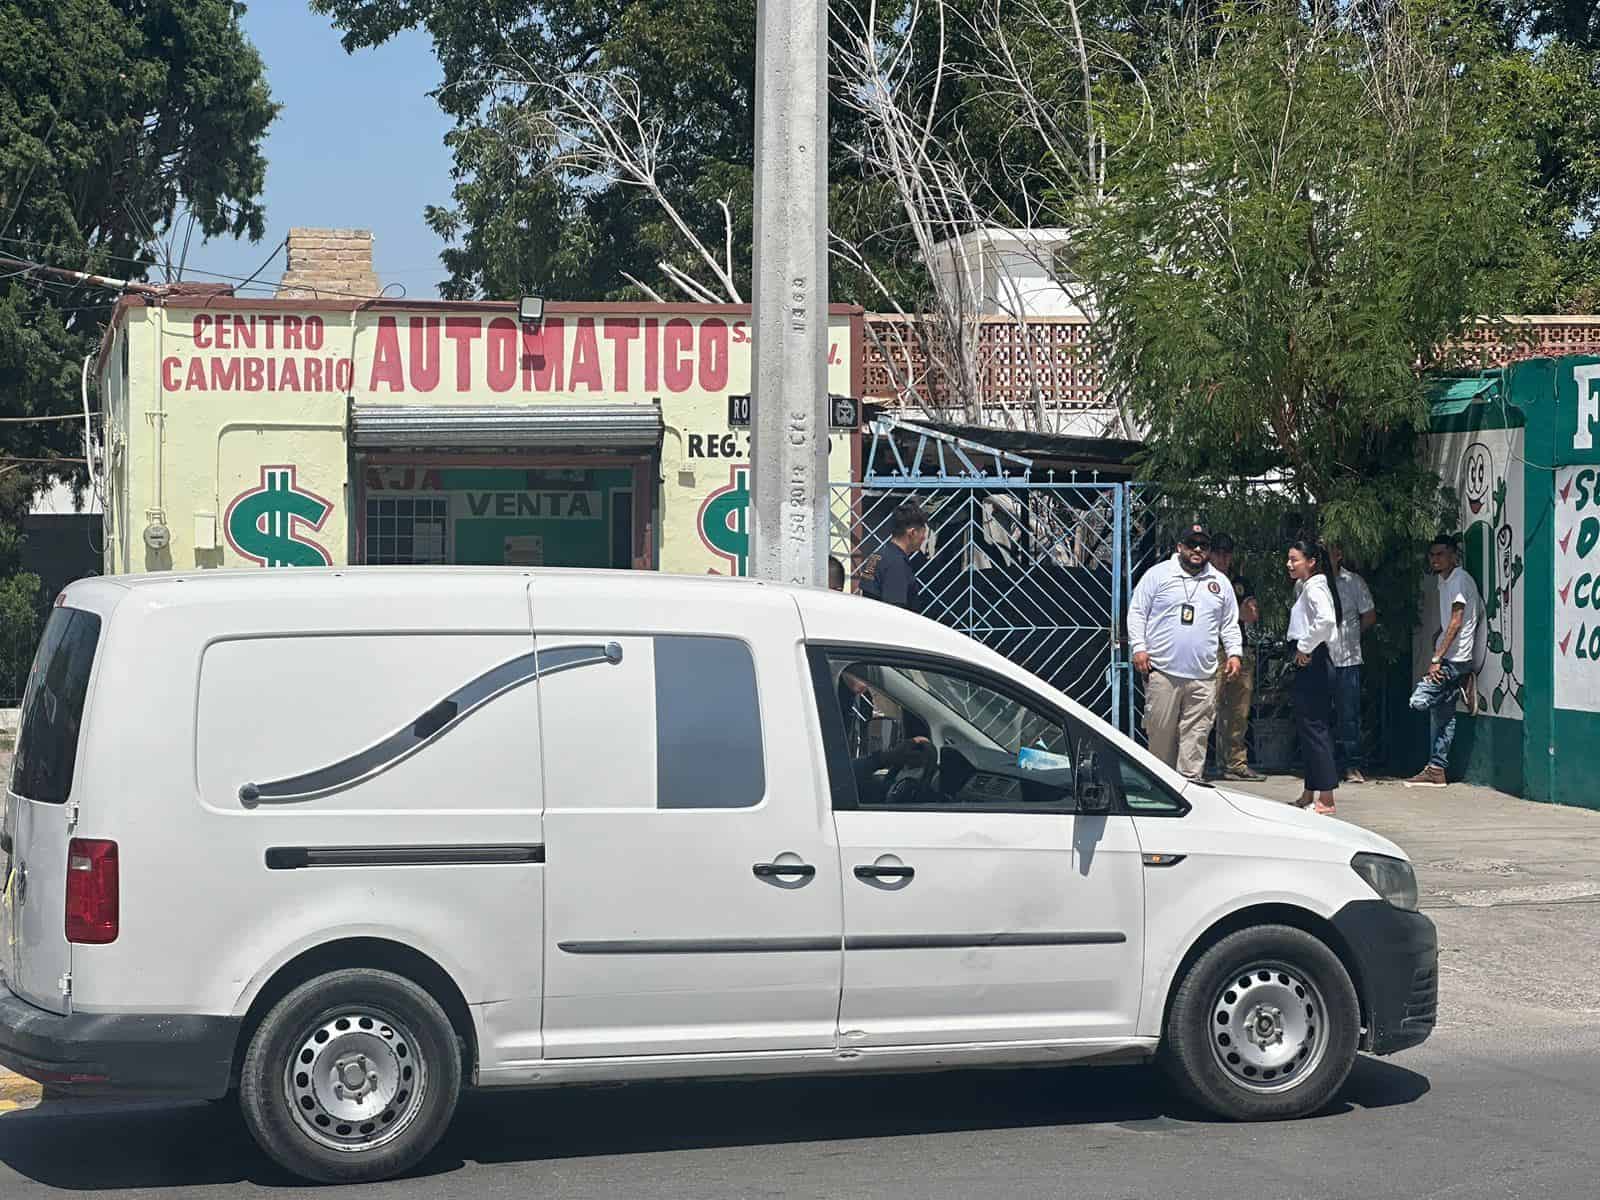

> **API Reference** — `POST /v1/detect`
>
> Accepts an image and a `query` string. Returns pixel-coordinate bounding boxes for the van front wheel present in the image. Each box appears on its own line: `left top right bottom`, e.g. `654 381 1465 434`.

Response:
1161 924 1360 1121
240 968 462 1184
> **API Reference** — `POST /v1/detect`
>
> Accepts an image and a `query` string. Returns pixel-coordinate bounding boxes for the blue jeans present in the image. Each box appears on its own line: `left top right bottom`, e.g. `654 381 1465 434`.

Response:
1333 665 1361 776
1408 660 1466 770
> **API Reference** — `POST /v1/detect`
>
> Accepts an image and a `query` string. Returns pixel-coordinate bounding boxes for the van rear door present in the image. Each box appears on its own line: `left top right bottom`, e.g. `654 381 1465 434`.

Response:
1 605 103 1014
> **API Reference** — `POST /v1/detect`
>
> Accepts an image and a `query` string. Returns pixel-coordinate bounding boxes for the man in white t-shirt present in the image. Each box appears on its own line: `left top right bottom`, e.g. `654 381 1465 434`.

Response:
1129 521 1243 780
1327 545 1377 784
1406 534 1482 787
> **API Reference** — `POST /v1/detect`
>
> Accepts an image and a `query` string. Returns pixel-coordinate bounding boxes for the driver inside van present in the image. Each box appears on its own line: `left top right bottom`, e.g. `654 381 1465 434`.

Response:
838 665 936 803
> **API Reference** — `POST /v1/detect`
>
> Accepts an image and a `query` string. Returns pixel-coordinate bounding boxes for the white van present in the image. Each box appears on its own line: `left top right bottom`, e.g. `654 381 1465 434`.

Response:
1 569 1435 1183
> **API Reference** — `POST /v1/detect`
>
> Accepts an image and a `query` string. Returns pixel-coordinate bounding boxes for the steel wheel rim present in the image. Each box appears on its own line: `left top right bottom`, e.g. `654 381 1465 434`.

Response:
1208 961 1329 1095
283 1007 428 1153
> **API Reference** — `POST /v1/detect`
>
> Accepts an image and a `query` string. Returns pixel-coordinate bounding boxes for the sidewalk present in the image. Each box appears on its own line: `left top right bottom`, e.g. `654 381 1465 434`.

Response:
1230 773 1600 1042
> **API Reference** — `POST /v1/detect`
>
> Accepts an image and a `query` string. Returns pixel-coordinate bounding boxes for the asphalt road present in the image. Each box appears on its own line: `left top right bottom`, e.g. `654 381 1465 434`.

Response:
2 1023 1599 1199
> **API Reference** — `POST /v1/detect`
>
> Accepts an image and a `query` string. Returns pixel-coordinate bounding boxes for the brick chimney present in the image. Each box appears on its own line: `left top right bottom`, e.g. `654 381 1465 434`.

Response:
276 227 382 299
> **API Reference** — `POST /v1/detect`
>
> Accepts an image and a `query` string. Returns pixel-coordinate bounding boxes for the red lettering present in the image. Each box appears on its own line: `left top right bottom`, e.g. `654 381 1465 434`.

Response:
185 359 208 391
259 314 279 349
569 318 603 391
365 466 385 492
305 315 325 351
162 356 182 390
279 358 301 390
209 359 241 391
231 315 257 349
664 319 694 392
305 358 325 391
732 320 749 344
214 318 231 351
334 358 353 392
644 318 660 390
445 317 482 390
369 316 406 391
408 317 441 391
193 315 212 349
487 318 519 392
603 318 640 390
243 358 265 391
421 469 442 490
522 319 564 391
700 319 730 390
283 315 304 350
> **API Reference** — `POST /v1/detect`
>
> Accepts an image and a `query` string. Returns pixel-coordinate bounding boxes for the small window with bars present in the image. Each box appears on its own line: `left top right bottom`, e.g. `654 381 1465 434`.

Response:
364 497 449 565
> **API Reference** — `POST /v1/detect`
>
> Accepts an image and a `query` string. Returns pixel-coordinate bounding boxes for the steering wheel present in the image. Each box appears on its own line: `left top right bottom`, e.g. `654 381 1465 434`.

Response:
883 740 939 805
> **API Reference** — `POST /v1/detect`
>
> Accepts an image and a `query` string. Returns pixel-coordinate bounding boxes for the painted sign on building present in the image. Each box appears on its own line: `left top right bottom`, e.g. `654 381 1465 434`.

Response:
1423 416 1527 720
1554 363 1600 712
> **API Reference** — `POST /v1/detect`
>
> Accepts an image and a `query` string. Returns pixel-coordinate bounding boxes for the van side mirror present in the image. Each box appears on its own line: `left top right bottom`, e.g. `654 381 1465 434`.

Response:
1077 778 1113 813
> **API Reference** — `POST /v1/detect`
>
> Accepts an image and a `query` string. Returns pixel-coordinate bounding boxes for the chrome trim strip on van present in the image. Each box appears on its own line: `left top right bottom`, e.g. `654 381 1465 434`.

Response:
845 932 1127 950
558 937 841 955
238 641 623 805
557 932 1125 955
265 845 546 870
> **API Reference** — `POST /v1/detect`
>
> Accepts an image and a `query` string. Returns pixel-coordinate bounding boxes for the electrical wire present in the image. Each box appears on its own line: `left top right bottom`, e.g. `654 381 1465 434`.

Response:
0 413 96 423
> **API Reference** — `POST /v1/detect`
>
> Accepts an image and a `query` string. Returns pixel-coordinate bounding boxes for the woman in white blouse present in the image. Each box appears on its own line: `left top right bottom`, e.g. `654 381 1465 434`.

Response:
1286 540 1343 814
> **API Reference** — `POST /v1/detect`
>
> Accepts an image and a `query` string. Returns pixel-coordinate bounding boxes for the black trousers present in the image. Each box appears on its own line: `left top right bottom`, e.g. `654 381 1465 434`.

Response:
1292 645 1339 793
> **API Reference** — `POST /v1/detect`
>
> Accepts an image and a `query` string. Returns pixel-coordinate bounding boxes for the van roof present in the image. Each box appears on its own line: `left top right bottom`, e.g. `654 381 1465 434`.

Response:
60 566 1007 680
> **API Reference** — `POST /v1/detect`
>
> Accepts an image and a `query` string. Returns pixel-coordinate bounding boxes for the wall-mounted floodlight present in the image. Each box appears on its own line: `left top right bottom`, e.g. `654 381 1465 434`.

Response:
519 295 545 326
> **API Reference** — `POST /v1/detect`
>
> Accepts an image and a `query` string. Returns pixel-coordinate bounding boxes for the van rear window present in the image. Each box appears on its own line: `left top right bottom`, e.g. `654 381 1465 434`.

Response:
11 608 101 804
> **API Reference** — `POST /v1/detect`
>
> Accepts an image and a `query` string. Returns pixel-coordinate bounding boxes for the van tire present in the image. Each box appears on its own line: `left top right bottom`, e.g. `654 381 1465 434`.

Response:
239 968 462 1184
1160 924 1359 1121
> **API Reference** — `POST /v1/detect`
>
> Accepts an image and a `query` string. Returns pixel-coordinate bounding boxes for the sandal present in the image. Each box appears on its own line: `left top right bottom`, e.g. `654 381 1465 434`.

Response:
1293 793 1315 809
1313 802 1337 816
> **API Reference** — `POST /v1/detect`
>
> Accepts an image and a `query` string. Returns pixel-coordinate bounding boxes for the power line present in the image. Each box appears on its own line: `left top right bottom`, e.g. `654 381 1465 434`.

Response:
0 413 98 423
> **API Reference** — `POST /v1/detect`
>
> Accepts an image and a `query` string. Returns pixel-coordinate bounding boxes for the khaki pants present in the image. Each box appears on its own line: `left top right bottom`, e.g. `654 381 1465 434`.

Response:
1145 669 1217 780
1214 652 1254 773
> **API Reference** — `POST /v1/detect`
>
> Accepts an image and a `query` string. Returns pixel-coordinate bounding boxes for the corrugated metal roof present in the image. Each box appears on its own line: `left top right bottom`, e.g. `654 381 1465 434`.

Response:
350 403 664 450
1425 374 1500 417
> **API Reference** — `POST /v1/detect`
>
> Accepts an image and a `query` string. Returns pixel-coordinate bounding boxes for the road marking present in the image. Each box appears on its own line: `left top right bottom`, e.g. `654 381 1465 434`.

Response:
1450 880 1600 908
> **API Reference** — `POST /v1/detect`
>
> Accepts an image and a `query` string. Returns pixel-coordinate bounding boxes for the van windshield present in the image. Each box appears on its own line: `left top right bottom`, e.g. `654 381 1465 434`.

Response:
10 608 101 804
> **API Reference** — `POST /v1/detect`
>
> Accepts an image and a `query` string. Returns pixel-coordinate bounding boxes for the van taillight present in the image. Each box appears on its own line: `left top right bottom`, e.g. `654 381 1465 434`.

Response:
65 838 119 945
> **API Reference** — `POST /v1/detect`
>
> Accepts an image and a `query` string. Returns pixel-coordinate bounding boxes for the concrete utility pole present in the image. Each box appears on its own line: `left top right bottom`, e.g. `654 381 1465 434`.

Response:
749 0 830 587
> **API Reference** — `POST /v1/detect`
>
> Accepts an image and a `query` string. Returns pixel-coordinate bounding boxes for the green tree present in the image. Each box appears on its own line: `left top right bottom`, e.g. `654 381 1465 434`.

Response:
0 0 276 598
1076 0 1538 658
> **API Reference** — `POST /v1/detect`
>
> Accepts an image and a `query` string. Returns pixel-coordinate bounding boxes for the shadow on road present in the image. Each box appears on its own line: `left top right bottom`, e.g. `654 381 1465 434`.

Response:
0 1057 1430 1190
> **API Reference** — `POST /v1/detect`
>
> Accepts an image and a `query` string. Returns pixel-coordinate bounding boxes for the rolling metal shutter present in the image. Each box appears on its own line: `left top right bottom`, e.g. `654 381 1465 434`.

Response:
350 403 664 450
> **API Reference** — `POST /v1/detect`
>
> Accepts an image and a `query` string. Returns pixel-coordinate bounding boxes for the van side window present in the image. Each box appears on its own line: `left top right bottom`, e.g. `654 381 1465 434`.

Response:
11 608 102 804
823 654 1078 812
655 636 765 809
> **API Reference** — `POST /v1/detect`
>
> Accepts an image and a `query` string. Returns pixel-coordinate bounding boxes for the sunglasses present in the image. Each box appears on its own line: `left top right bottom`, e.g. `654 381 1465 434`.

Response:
1181 539 1210 550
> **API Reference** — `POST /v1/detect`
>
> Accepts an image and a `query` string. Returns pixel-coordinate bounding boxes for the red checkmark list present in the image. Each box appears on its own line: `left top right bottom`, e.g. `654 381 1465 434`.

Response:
1561 578 1574 604
1561 475 1575 503
1560 629 1574 655
1560 528 1574 554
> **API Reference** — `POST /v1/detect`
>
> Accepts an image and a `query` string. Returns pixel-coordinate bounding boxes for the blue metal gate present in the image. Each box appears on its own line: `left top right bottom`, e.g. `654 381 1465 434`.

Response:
831 419 1157 737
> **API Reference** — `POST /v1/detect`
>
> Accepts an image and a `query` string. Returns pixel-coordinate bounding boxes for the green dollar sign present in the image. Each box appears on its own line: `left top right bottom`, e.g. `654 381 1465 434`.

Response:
701 467 750 576
227 467 333 567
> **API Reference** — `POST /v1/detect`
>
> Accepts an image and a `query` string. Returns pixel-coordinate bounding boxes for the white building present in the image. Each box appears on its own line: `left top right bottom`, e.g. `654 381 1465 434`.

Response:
927 227 1090 319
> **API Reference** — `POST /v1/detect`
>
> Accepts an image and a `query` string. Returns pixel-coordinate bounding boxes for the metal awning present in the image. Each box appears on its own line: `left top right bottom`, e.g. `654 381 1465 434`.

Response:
1425 374 1500 418
350 403 664 450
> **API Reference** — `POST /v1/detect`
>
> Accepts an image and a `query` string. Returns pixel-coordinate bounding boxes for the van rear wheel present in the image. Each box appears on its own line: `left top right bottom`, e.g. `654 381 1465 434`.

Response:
240 968 462 1184
1161 924 1360 1121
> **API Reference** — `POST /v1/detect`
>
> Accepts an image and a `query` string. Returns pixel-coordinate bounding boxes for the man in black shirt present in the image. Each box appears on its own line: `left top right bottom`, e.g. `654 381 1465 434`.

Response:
861 502 929 612
1210 533 1264 780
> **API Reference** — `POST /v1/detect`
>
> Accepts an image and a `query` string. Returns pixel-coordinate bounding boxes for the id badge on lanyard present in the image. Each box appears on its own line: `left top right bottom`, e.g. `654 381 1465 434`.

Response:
1180 603 1196 626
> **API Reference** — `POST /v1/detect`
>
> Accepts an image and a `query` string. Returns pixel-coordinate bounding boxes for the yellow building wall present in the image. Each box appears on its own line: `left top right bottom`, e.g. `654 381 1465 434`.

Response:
101 301 857 577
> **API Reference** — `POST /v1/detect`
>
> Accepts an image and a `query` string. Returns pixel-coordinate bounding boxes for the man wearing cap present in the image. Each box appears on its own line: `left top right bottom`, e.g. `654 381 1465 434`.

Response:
1208 534 1264 781
1129 522 1244 779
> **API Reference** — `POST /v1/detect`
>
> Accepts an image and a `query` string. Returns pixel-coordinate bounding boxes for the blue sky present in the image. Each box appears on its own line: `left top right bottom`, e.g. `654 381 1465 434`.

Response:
194 3 456 299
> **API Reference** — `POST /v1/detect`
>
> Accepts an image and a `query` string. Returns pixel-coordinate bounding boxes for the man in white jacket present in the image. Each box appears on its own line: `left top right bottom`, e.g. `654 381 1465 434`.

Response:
1129 522 1244 779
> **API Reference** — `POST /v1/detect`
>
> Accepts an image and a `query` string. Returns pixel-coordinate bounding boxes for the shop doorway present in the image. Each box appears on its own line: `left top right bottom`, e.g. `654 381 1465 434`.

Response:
356 455 654 570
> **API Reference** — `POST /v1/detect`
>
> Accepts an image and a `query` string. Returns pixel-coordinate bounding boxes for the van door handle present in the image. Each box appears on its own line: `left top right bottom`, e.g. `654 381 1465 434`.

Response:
752 861 816 879
855 864 915 880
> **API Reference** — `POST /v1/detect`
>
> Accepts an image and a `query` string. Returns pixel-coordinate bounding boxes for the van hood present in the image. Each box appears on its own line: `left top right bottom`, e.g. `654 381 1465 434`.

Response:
1214 787 1410 862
